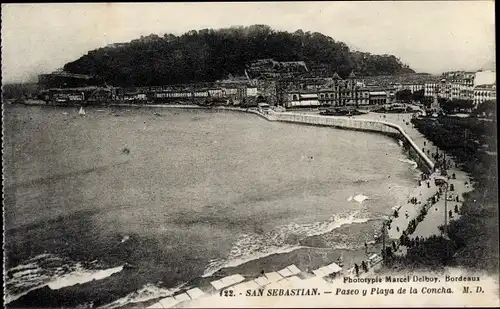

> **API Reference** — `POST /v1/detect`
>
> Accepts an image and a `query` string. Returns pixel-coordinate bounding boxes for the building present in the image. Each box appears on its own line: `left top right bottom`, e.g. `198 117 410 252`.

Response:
473 84 496 106
424 82 439 98
438 79 451 99
369 91 388 105
245 59 308 80
396 83 424 93
246 87 258 97
39 86 116 105
284 71 373 108
285 90 320 108
439 71 484 101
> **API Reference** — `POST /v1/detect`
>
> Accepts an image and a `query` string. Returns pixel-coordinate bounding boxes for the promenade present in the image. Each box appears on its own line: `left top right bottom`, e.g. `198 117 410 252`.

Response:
352 113 473 239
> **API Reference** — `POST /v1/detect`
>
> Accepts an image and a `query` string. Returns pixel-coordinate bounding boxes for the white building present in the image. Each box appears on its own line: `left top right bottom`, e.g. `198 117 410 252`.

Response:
208 89 224 98
246 87 258 97
439 71 477 101
398 83 424 93
473 84 496 106
369 91 388 105
286 91 320 108
424 82 438 97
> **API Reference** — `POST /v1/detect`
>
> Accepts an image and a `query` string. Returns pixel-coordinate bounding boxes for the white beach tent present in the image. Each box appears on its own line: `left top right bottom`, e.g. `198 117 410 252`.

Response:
312 262 342 277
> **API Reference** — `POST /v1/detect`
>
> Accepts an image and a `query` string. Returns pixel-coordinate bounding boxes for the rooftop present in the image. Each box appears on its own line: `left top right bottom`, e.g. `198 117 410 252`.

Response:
332 72 342 80
475 84 496 90
40 71 94 80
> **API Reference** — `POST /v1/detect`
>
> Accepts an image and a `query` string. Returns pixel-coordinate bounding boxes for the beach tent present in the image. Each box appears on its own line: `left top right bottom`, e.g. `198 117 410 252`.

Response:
186 288 205 300
210 274 245 290
312 262 342 277
369 254 383 266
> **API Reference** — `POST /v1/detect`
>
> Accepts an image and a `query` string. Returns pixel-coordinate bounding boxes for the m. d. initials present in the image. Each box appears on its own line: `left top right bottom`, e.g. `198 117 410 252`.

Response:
463 286 484 293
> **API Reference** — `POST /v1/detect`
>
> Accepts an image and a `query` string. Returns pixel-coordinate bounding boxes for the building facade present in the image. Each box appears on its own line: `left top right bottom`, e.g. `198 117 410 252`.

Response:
396 83 424 93
369 91 388 105
424 82 439 98
284 72 375 108
473 84 496 106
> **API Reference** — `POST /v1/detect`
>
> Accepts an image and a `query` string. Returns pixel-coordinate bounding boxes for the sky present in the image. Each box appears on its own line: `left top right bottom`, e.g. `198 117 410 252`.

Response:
1 1 496 84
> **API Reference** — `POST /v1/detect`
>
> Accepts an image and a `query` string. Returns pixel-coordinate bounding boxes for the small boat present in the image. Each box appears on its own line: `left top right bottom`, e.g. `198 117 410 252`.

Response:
79 106 86 116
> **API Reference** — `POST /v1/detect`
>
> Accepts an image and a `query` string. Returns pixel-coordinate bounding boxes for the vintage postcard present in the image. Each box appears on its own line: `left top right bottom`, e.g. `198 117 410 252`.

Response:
2 2 498 308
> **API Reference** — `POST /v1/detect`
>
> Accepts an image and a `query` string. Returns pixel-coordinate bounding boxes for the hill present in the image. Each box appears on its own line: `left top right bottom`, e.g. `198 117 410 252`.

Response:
63 25 415 87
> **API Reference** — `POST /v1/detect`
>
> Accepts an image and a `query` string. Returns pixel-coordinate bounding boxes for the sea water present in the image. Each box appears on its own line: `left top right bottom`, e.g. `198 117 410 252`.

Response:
3 105 418 307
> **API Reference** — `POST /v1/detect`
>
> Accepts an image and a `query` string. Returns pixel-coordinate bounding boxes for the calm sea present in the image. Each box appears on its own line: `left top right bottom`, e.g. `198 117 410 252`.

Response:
3 104 418 307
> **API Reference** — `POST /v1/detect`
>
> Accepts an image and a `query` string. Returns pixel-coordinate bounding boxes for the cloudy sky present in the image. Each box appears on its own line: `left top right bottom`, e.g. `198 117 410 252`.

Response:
1 1 495 83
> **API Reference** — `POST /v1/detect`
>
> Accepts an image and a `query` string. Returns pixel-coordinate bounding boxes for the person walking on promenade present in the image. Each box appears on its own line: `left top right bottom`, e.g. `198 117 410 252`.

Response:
364 241 368 254
361 261 368 273
354 263 360 277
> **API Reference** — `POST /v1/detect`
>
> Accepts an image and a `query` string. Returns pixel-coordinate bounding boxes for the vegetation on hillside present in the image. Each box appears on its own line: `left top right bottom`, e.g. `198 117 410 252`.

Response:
439 99 475 113
63 25 414 87
395 89 425 103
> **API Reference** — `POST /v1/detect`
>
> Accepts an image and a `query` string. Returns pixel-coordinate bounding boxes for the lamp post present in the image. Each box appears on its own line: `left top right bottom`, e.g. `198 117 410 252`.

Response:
382 221 386 264
442 153 449 237
381 219 389 265
443 179 448 237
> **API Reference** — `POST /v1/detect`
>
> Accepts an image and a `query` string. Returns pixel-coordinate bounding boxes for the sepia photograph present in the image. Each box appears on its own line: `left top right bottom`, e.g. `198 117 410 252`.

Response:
2 2 498 308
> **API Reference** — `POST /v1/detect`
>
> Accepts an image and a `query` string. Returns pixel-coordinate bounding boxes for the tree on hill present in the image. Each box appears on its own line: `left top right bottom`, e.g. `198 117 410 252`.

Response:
412 89 425 103
422 96 434 108
441 99 475 113
63 25 415 87
473 100 496 117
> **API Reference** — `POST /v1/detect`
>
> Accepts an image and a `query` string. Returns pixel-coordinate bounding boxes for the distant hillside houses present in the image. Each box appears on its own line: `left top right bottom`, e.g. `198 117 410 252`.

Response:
38 69 104 89
245 59 309 80
35 63 495 109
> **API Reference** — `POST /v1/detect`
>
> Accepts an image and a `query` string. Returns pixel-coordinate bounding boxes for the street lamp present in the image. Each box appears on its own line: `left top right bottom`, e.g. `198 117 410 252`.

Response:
380 217 391 265
436 154 450 238
443 178 449 237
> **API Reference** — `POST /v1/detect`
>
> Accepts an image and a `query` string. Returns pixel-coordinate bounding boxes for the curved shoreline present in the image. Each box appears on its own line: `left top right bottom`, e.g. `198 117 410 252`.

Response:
6 103 477 308
10 101 434 171
119 104 436 172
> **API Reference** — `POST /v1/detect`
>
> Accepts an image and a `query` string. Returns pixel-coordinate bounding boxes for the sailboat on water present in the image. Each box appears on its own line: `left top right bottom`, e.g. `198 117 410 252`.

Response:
79 106 86 116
